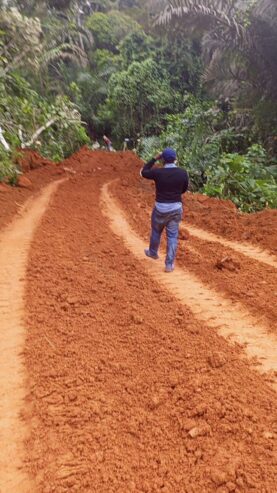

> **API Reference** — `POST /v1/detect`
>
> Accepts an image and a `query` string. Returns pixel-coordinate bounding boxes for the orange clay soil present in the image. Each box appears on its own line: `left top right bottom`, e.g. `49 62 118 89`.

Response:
0 180 64 493
185 194 277 256
0 149 276 493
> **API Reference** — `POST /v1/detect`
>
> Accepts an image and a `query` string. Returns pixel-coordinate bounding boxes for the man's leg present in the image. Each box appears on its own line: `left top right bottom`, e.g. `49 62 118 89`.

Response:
165 211 182 271
145 208 164 259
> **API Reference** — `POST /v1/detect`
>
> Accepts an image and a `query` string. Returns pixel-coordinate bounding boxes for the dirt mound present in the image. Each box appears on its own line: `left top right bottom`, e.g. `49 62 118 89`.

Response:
62 145 93 166
0 182 10 193
215 256 241 272
186 192 277 255
64 147 140 173
17 149 55 172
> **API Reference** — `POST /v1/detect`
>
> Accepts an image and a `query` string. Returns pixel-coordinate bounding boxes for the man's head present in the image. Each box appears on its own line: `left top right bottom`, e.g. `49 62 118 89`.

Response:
161 147 177 164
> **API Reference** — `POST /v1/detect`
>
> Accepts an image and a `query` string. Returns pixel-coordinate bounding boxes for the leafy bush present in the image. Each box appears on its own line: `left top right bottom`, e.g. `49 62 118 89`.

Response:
39 120 89 161
139 97 222 181
102 58 182 140
119 30 154 66
0 147 20 184
204 145 277 212
0 75 89 162
143 96 220 188
86 11 140 52
138 136 161 162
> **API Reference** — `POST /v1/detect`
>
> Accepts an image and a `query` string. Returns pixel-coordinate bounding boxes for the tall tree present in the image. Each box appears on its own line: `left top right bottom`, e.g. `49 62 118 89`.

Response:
157 0 277 101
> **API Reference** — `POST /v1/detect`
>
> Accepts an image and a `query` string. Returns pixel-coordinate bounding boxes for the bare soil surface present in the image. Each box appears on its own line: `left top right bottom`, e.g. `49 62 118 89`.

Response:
182 223 277 269
0 149 276 493
0 180 63 493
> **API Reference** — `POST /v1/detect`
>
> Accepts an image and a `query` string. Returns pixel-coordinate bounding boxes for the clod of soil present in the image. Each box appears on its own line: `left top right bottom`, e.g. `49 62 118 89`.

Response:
17 149 55 172
215 256 241 272
17 175 33 189
179 228 190 240
208 352 227 369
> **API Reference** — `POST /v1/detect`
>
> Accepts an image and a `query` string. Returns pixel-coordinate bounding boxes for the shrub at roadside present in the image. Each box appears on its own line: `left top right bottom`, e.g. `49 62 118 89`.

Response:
0 75 90 177
0 147 19 184
204 146 277 212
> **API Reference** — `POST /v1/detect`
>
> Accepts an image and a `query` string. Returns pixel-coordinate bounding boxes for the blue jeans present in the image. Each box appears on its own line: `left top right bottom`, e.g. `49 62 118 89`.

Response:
149 207 182 267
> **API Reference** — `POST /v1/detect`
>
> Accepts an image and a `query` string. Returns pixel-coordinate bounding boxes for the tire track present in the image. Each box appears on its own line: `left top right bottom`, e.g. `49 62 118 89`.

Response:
102 182 277 388
177 234 277 330
0 180 64 493
183 224 277 269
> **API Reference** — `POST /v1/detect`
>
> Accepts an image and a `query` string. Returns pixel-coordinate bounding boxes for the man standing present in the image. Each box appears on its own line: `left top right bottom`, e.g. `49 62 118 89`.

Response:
103 135 113 152
141 148 189 273
123 138 130 151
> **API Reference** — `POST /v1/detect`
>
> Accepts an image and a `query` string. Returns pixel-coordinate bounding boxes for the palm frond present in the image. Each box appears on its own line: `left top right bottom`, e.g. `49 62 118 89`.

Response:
157 0 250 49
41 42 88 67
155 0 277 98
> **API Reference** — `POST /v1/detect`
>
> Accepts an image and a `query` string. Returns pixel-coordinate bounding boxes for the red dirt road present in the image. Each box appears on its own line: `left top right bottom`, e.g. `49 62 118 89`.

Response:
0 149 277 493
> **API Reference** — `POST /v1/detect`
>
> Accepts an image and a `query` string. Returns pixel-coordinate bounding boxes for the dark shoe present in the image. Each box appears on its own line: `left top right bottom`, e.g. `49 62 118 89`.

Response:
144 249 159 260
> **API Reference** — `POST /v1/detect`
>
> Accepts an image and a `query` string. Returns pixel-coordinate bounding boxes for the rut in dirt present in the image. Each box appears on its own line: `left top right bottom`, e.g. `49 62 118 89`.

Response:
102 182 277 386
0 180 63 493
181 223 277 269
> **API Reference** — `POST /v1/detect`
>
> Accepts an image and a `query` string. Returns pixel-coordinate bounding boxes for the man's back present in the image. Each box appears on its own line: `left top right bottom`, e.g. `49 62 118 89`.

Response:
141 160 189 203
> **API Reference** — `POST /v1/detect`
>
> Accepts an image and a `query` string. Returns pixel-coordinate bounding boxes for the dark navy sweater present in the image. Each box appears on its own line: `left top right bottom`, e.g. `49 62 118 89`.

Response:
141 158 189 203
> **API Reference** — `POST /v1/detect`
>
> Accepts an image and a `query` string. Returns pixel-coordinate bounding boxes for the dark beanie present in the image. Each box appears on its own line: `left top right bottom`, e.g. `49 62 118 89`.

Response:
162 147 177 163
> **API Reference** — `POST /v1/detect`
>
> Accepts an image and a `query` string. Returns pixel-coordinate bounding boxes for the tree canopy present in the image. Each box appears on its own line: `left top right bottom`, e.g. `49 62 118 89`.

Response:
0 0 276 210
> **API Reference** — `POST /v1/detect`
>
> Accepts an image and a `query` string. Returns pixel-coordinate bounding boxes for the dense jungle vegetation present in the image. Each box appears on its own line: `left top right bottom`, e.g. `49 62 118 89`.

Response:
0 0 276 211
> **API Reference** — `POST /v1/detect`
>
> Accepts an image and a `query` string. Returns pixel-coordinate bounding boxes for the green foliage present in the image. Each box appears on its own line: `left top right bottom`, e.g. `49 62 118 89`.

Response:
0 7 42 76
102 58 183 140
252 99 277 154
0 147 19 183
154 36 203 96
89 48 121 71
37 8 93 82
39 118 89 161
138 135 161 162
204 146 277 212
86 11 140 52
67 47 121 127
155 97 221 188
0 74 89 162
158 1 277 109
119 30 154 66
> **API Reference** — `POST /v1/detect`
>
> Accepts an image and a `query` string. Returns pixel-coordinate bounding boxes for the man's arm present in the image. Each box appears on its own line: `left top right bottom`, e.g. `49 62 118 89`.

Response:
182 171 189 193
140 153 162 180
